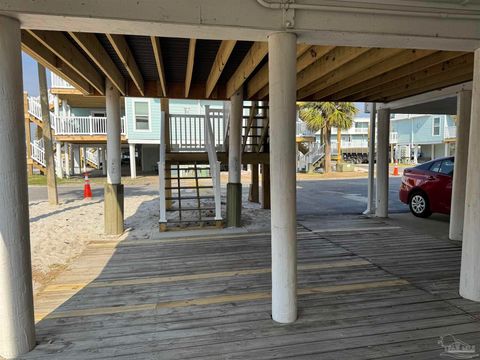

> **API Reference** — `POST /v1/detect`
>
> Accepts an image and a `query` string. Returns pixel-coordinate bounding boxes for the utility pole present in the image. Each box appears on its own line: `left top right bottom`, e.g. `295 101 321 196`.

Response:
38 63 58 205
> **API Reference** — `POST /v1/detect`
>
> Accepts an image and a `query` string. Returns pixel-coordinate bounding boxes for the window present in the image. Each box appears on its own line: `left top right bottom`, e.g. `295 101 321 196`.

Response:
439 158 454 176
429 160 442 173
433 117 441 136
134 101 150 131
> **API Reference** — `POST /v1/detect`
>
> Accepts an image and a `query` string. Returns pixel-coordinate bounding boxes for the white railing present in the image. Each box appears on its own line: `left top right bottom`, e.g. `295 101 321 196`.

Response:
51 73 75 89
444 126 457 139
31 139 46 167
85 149 99 168
28 96 126 135
390 132 399 144
169 110 225 151
205 106 222 221
296 121 314 136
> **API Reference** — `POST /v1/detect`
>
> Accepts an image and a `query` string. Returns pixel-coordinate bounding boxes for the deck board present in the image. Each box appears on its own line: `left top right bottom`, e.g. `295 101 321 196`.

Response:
20 215 480 359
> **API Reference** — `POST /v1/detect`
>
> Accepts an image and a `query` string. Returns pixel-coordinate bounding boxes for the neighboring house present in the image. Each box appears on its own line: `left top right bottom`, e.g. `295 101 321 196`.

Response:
390 114 456 162
26 73 227 177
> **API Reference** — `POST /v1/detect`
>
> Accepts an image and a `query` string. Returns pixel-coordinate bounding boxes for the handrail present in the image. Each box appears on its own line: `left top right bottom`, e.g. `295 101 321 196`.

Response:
31 140 46 167
205 106 222 221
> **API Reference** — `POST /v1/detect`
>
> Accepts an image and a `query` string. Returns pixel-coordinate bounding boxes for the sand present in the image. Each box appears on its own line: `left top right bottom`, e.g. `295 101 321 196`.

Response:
28 182 270 294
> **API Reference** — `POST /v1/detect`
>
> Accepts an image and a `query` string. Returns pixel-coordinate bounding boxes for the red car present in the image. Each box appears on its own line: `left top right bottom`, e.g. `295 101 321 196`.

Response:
399 156 454 217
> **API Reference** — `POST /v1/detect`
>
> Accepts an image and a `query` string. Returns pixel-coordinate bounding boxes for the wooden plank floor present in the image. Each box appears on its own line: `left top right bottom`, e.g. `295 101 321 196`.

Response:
19 215 480 359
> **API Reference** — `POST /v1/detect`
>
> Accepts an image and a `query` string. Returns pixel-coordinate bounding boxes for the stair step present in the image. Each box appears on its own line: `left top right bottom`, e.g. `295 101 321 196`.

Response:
165 176 212 180
165 186 213 190
166 196 215 200
166 217 218 223
166 207 216 212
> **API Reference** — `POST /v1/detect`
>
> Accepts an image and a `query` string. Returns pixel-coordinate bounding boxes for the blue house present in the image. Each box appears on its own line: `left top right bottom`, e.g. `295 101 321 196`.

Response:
390 114 456 162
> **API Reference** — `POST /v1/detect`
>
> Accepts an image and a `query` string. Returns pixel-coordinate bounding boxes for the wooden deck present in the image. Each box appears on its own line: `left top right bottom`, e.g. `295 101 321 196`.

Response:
22 216 480 359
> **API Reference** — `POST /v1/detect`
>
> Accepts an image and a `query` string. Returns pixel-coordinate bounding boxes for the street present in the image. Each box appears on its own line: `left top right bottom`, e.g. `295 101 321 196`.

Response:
29 177 408 216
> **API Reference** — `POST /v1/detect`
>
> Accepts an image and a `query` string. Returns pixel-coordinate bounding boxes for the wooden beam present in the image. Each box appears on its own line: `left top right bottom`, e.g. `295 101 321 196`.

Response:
247 45 334 99
185 39 196 98
365 57 473 102
150 36 167 97
69 32 126 95
296 47 403 100
380 73 473 103
106 34 144 96
306 49 436 100
206 40 236 98
297 47 370 93
226 42 268 98
21 31 92 95
296 44 311 58
340 51 467 101
28 30 105 95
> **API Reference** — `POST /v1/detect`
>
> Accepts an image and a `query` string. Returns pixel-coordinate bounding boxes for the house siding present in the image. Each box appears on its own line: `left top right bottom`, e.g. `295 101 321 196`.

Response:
391 115 453 145
125 98 162 143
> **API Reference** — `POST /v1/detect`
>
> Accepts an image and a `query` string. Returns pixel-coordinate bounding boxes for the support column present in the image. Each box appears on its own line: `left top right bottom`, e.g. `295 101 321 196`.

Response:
24 92 34 176
100 148 107 176
104 78 124 235
269 31 297 324
56 141 64 179
227 87 243 227
0 15 36 358
73 145 81 174
364 103 376 215
38 64 58 205
65 143 71 178
450 90 472 241
129 143 136 178
82 146 87 173
460 49 480 300
376 108 390 218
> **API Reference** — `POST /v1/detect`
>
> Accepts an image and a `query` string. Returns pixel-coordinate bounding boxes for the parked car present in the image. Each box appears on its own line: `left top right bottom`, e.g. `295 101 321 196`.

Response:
399 156 454 217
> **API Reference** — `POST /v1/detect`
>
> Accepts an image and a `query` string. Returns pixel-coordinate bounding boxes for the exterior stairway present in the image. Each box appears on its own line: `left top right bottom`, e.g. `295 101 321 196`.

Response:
159 106 223 231
242 102 270 153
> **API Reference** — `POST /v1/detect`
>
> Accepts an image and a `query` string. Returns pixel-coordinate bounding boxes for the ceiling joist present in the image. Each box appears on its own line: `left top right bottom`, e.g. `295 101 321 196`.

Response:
226 42 268 98
106 34 144 96
247 45 335 99
307 49 437 100
69 32 126 96
341 51 467 101
185 39 197 98
206 40 237 98
150 36 167 97
21 31 92 95
364 54 474 102
27 30 105 95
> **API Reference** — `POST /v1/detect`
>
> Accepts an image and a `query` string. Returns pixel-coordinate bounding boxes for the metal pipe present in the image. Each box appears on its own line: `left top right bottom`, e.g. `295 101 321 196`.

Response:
256 0 480 20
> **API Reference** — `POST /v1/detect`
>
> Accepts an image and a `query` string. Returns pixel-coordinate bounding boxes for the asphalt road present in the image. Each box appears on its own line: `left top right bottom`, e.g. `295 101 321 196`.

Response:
29 177 408 216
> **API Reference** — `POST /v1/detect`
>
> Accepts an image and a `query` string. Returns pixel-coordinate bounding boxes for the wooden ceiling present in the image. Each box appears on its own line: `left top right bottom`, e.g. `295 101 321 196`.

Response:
21 29 473 103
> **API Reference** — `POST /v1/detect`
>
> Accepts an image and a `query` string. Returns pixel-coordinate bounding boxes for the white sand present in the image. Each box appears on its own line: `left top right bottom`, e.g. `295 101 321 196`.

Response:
29 184 270 293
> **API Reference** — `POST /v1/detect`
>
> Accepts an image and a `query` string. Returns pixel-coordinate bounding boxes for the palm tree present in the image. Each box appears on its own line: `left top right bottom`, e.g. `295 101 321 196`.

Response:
299 102 358 173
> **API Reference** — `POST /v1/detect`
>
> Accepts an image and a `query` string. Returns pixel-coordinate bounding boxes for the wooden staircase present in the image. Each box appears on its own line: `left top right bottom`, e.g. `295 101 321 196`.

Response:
162 162 221 230
242 102 269 153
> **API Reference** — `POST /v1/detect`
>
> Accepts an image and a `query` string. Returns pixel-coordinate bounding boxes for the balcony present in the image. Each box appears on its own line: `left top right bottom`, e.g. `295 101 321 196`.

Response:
51 73 75 89
444 126 457 140
390 132 398 144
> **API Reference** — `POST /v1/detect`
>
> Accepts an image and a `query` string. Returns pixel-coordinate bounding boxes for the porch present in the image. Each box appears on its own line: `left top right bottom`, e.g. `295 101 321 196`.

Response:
25 215 480 359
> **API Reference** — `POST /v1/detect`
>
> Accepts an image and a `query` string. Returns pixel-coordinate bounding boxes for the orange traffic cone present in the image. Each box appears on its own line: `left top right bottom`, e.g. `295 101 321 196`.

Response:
393 160 399 176
83 172 92 199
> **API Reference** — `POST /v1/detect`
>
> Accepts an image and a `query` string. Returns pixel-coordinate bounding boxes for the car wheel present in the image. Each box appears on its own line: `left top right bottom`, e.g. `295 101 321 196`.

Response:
409 192 432 218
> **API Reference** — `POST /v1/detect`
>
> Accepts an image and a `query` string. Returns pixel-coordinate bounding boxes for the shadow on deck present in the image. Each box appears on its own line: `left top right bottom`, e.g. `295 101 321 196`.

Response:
24 210 480 359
